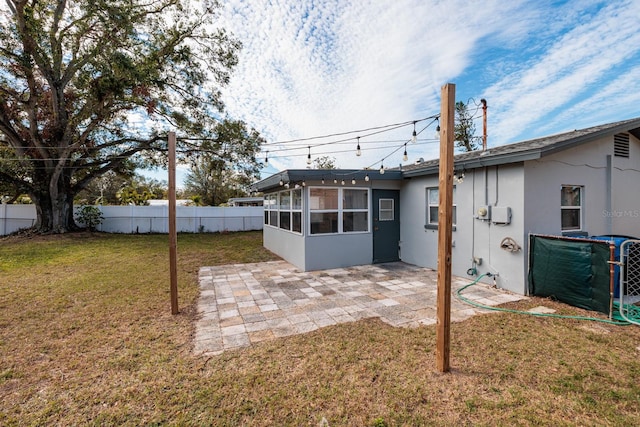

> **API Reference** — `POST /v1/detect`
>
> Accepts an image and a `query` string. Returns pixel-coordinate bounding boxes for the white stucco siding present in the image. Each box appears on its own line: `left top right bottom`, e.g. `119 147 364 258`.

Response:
523 135 640 239
611 133 640 237
398 175 438 268
263 226 306 270
399 165 526 294
305 233 372 271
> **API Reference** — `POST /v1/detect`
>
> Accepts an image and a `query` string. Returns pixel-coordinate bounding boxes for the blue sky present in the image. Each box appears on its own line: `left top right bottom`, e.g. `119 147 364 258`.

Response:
207 0 640 177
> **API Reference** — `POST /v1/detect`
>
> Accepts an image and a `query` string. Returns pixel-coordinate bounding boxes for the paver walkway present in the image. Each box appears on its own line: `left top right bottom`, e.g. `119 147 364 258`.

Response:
195 260 526 355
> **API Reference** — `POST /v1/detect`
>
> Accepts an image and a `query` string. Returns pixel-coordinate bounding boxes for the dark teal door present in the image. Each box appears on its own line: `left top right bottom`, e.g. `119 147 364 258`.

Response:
373 189 400 263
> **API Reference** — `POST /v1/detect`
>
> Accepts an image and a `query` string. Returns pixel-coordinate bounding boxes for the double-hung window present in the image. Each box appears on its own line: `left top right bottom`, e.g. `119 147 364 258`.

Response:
264 193 278 226
264 189 302 234
343 189 368 232
561 185 582 231
425 187 456 229
309 188 339 234
309 187 369 234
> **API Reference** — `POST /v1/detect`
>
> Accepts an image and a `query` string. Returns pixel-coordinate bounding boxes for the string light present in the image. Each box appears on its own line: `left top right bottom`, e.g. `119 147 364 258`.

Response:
379 163 385 174
356 137 361 156
403 143 408 162
321 177 325 184
341 179 345 185
279 177 284 186
302 180 306 187
365 174 370 182
306 146 311 165
264 151 269 164
411 121 417 143
351 178 356 185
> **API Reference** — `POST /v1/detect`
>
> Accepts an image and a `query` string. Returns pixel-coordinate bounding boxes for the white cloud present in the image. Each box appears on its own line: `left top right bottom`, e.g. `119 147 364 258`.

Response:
214 0 640 172
482 0 640 144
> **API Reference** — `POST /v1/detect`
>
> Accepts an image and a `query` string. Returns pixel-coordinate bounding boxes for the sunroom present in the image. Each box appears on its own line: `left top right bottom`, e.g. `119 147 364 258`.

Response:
254 169 403 271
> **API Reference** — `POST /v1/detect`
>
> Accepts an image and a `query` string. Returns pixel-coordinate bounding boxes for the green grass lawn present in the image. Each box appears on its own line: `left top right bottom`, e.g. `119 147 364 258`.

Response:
1 231 639 426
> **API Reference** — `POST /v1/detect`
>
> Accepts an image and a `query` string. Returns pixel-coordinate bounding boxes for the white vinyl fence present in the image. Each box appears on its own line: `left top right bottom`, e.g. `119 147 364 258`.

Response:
0 204 263 236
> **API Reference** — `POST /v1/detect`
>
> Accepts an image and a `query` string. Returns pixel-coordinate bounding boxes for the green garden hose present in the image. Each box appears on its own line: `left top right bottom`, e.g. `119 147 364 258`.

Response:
456 273 635 326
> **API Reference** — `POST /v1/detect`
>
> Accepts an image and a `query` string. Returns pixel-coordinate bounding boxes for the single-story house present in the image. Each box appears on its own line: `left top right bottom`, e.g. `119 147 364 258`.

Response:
254 117 640 294
228 196 264 207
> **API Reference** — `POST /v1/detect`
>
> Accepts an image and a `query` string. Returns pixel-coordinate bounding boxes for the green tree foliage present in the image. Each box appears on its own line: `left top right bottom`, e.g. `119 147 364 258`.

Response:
312 155 337 169
74 205 104 231
0 0 241 232
182 119 263 206
75 171 165 205
117 176 166 205
454 101 479 152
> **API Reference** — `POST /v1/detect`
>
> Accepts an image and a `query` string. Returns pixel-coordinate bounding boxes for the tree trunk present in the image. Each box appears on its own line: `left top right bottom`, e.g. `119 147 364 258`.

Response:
29 171 78 233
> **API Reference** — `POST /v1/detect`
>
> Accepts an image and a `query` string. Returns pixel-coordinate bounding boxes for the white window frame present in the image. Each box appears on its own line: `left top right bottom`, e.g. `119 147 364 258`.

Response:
308 187 370 235
263 189 303 234
425 186 456 230
561 185 583 231
343 188 369 233
378 198 394 221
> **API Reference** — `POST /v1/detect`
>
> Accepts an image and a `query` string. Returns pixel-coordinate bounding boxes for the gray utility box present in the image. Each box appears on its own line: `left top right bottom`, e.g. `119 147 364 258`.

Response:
492 206 512 224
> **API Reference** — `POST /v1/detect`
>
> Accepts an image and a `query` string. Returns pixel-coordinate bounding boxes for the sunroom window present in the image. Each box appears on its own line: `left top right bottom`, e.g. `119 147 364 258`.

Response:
310 187 369 234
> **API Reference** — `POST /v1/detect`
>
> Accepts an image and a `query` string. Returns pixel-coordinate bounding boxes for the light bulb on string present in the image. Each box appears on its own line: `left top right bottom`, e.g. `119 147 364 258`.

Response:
302 180 306 187
264 151 269 164
356 137 361 156
351 178 356 185
435 117 441 139
279 177 284 186
411 121 417 143
306 146 311 165
380 163 385 175
341 179 345 185
321 177 325 184
365 174 370 182
403 143 408 162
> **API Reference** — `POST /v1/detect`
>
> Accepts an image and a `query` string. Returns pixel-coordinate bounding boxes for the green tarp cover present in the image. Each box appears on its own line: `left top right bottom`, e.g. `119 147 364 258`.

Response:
528 235 611 314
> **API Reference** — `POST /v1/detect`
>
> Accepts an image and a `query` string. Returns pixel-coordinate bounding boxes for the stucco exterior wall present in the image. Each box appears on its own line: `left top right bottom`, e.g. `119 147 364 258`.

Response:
305 233 373 270
399 164 527 294
523 134 640 239
611 133 640 237
263 225 306 270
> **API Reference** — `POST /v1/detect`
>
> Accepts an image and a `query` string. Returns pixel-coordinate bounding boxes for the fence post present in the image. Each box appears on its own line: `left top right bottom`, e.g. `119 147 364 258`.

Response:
1 202 6 236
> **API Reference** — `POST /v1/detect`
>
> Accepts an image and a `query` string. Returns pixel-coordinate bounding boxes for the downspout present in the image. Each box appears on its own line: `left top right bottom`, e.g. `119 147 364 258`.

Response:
606 155 612 235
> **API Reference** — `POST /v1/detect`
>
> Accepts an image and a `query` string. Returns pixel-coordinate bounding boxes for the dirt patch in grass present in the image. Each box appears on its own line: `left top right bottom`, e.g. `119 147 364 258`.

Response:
1 231 640 426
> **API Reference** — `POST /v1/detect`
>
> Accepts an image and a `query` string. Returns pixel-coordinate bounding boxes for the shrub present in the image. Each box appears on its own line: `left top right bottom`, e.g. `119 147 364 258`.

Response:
75 205 104 231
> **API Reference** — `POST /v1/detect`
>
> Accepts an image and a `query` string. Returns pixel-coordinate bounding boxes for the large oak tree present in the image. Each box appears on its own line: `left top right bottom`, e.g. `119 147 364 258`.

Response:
182 119 263 206
0 0 242 232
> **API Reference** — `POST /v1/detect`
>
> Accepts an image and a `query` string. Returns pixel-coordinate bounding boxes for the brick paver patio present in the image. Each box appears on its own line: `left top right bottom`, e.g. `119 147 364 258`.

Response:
194 261 526 355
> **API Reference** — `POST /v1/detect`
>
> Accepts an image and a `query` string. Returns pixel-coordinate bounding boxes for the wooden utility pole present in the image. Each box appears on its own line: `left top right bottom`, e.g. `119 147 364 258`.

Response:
436 83 455 372
168 131 179 315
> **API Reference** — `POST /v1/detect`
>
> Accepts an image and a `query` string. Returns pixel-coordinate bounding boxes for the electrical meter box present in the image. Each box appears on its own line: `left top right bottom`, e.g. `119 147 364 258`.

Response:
492 206 512 224
476 205 491 220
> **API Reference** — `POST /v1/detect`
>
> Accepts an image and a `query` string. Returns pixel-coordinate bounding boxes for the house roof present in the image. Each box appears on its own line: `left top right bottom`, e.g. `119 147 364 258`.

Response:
254 169 403 192
255 117 640 191
402 116 640 177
